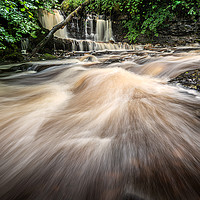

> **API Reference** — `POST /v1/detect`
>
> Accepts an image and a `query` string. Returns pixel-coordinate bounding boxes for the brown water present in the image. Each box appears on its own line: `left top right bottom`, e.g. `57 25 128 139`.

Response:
0 52 200 200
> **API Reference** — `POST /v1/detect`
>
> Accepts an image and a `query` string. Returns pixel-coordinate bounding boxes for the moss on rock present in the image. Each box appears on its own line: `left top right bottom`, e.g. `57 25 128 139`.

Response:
38 53 57 60
0 44 24 63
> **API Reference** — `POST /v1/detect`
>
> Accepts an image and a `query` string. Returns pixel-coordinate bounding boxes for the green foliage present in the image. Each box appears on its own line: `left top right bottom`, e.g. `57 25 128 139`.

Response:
1 0 200 49
0 0 58 50
121 1 174 42
0 43 24 62
61 0 84 14
86 0 200 42
38 53 57 60
85 0 118 14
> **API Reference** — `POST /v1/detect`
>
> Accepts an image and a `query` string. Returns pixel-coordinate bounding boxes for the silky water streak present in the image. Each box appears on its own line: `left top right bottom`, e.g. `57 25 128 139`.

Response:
0 65 199 200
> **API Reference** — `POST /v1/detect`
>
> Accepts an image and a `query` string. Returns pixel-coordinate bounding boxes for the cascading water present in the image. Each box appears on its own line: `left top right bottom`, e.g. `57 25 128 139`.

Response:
85 14 94 40
105 20 114 42
95 18 114 42
38 9 68 39
95 19 105 42
85 16 88 39
39 9 134 52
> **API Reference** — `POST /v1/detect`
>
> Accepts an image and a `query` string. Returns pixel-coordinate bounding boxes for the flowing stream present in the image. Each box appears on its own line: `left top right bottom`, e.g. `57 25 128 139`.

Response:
0 9 200 200
0 49 200 200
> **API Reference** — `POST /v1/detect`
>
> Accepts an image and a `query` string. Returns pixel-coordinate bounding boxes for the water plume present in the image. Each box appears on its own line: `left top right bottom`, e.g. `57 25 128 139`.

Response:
0 65 199 200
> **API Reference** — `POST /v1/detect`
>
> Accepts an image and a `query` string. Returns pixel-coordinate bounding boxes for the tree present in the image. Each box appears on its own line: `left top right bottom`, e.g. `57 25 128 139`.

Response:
29 0 90 58
0 0 59 50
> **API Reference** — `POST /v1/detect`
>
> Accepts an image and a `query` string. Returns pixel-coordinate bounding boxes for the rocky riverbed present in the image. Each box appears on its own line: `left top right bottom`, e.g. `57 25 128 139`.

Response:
1 45 200 92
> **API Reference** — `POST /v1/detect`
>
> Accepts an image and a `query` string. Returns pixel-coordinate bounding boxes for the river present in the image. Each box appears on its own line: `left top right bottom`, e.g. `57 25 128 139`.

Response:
0 47 200 200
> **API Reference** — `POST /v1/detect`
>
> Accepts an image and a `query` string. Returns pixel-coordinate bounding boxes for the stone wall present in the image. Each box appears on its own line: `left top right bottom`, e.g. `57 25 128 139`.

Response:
155 20 200 45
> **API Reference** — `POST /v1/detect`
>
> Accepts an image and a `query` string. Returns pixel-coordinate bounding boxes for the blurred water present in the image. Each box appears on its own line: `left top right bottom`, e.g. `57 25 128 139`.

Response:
0 51 200 200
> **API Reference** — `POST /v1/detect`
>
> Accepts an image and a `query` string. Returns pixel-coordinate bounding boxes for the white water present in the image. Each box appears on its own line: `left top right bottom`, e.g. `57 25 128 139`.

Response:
85 15 95 40
0 54 200 200
69 39 135 52
38 10 134 52
95 19 114 42
39 9 68 39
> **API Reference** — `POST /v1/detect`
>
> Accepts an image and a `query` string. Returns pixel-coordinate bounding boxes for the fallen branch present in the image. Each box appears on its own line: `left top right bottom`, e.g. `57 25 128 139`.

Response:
28 0 90 59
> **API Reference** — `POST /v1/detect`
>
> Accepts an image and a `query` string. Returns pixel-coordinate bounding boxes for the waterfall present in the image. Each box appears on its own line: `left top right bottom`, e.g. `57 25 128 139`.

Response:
72 40 77 51
78 40 84 51
85 17 88 39
90 17 94 39
88 41 95 51
95 19 105 42
39 9 68 39
104 20 114 42
70 40 135 52
21 38 29 54
85 15 94 40
95 18 114 42
38 10 135 52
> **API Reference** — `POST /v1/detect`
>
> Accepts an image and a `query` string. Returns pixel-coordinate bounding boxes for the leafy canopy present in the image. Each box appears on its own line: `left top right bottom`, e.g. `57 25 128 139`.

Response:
1 0 200 50
86 0 200 42
0 0 58 49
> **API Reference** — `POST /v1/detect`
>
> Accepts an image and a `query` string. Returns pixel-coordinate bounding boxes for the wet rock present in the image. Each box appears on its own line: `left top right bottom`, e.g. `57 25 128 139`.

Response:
169 69 200 91
172 46 200 53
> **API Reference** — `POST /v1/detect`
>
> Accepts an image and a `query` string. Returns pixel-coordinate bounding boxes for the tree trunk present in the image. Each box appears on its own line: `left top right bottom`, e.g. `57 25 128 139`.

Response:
28 0 91 59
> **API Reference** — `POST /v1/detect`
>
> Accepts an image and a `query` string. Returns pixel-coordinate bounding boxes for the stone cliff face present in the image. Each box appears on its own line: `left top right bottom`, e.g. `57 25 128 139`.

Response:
113 20 200 46
155 20 200 45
